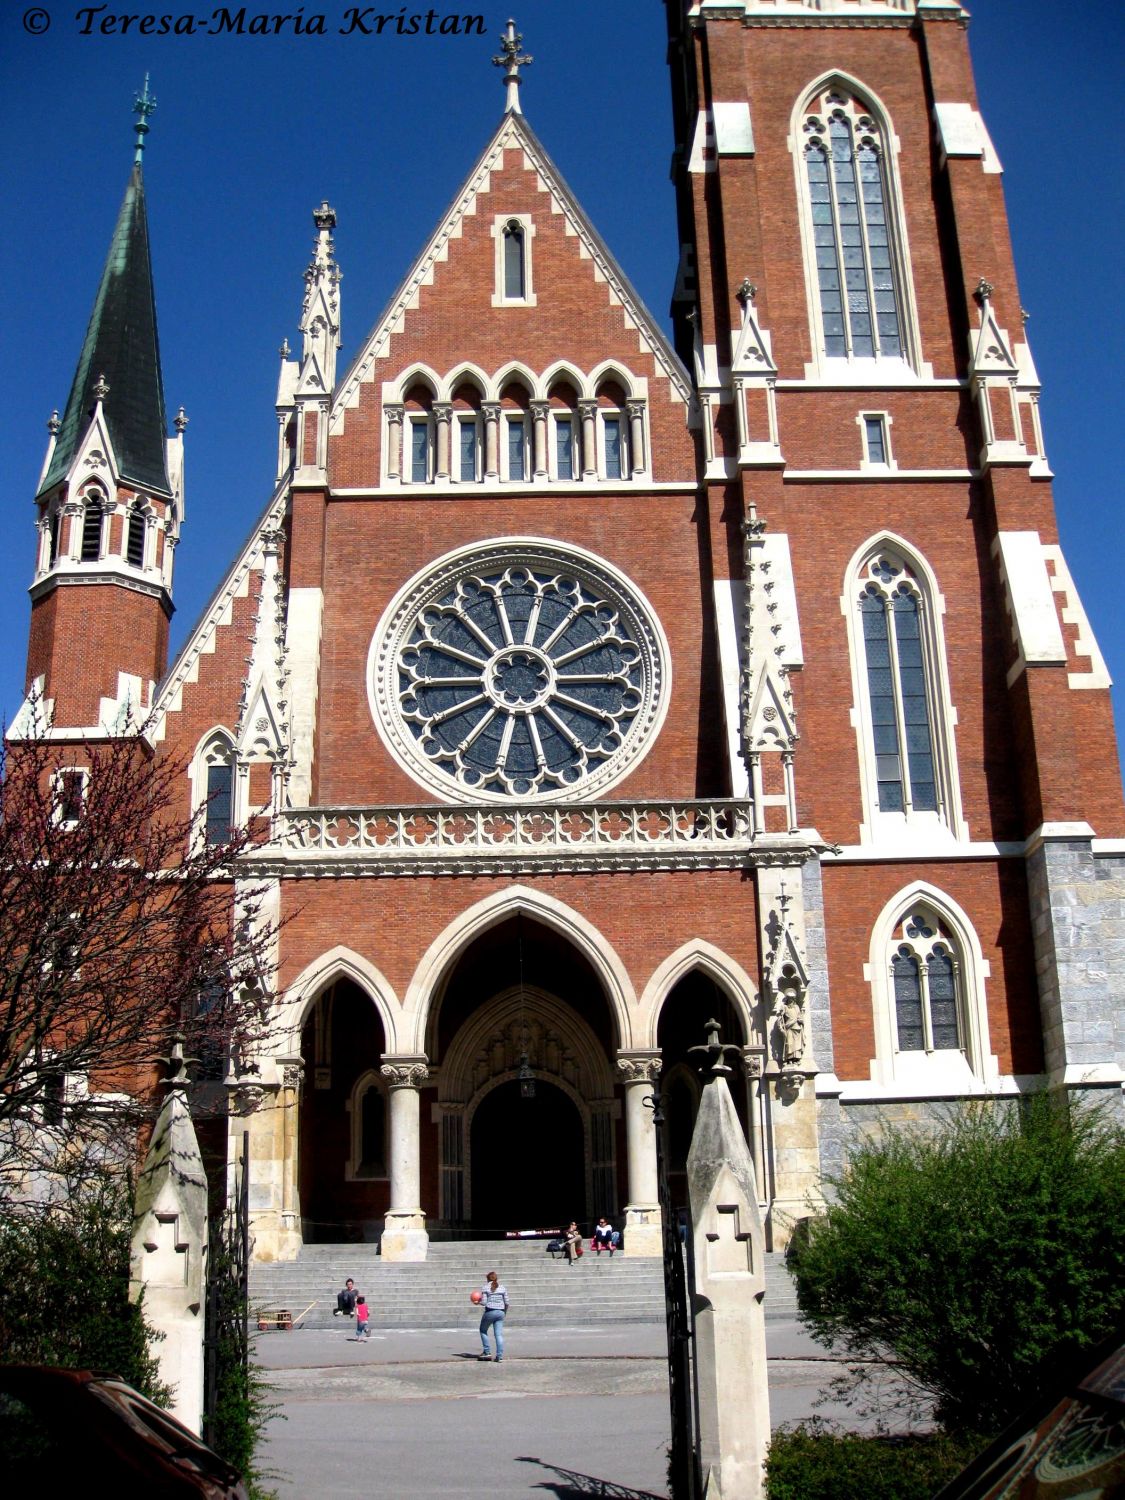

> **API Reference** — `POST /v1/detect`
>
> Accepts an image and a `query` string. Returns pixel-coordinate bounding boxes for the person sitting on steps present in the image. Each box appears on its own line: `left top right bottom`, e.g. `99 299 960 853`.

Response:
563 1221 583 1264
591 1218 620 1255
334 1278 358 1316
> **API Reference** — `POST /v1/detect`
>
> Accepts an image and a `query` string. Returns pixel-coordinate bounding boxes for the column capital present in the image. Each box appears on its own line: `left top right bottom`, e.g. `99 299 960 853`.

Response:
530 399 550 419
626 397 647 419
578 399 599 420
385 403 404 427
381 1056 430 1089
482 401 502 421
616 1050 662 1084
432 402 453 423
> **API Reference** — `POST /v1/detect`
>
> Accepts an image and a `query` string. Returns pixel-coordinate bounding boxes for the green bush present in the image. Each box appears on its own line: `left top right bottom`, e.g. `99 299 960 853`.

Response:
792 1095 1125 1434
0 1171 168 1403
766 1423 983 1500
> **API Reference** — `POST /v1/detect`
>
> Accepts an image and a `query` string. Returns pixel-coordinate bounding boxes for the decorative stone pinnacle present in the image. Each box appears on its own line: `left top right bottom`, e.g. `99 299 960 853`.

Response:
688 1017 743 1078
132 74 156 164
174 406 189 434
279 338 290 360
736 278 757 305
312 200 337 233
47 410 60 436
492 19 533 115
161 1033 191 1094
975 277 994 304
93 373 110 403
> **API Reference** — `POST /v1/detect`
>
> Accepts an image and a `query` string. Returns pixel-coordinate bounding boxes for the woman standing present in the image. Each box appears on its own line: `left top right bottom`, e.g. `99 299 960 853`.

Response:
477 1270 508 1362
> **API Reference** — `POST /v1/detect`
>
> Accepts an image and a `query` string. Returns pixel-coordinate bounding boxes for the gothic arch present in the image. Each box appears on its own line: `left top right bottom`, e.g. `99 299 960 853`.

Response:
276 945 402 1058
841 531 965 842
866 881 996 1091
789 70 924 375
541 360 586 399
491 360 537 401
401 884 637 1056
445 363 488 401
638 940 761 1050
440 986 616 1105
588 360 639 400
392 364 440 401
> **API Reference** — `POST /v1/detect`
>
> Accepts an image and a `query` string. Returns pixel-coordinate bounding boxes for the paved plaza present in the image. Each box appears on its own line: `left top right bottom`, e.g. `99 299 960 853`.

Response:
257 1316 866 1497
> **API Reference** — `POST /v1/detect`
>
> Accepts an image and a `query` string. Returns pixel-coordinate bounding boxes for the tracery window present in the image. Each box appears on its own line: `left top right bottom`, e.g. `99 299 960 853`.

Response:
370 541 667 802
857 552 939 818
890 911 961 1054
802 90 904 361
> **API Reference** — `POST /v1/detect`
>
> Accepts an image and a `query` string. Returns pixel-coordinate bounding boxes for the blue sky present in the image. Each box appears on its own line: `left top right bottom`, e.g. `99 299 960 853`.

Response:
2 2 1123 768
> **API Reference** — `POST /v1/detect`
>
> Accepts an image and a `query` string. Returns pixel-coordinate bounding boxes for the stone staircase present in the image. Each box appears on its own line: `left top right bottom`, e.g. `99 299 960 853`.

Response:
249 1239 799 1329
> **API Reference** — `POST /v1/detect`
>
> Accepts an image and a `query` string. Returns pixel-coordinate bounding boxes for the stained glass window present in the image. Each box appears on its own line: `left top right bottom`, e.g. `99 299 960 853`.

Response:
804 98 904 361
891 917 962 1053
859 558 938 815
375 543 666 802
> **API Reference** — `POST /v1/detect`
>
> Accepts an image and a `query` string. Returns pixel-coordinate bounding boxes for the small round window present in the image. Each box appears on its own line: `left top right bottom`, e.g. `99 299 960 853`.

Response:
369 539 668 801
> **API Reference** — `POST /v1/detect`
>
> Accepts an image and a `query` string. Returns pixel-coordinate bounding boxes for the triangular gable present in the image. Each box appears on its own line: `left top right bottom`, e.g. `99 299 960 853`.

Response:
332 111 691 427
743 664 797 752
969 294 1017 377
731 296 777 378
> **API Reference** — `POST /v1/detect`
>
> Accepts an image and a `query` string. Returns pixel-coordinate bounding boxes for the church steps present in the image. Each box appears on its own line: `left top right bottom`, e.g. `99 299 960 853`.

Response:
249 1242 799 1328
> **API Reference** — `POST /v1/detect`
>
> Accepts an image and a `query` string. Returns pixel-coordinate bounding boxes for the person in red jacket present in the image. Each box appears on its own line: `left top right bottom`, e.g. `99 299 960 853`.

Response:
355 1295 370 1340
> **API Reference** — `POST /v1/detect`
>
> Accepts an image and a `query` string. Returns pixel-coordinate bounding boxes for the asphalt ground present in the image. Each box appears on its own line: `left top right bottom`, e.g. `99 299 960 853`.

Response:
255 1317 878 1497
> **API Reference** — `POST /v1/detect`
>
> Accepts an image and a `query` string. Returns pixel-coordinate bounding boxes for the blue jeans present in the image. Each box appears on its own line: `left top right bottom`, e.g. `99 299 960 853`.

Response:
356 1317 368 1338
480 1309 505 1358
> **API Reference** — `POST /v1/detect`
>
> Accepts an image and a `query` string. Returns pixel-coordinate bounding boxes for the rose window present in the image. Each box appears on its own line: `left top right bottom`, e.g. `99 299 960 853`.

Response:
370 542 667 801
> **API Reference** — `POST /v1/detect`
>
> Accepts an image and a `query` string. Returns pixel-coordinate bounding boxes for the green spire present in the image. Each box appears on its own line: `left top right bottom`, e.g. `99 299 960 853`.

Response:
40 86 171 499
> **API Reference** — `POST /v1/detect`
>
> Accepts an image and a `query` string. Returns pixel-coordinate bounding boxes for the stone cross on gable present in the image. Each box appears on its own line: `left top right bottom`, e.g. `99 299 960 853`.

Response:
492 19 533 115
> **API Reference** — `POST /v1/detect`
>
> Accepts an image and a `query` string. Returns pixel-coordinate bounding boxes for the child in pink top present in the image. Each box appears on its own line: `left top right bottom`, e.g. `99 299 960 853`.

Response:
355 1295 370 1340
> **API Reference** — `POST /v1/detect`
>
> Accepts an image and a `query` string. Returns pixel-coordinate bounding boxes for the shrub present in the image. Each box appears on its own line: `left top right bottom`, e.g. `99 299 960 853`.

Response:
792 1095 1125 1434
0 1171 168 1402
766 1423 983 1500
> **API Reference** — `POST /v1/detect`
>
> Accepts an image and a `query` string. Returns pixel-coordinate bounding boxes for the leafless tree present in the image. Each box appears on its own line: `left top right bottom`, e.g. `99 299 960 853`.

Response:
0 729 278 1208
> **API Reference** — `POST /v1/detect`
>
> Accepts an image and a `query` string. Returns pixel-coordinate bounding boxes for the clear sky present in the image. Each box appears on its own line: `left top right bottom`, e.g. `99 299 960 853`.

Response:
2 2 1123 768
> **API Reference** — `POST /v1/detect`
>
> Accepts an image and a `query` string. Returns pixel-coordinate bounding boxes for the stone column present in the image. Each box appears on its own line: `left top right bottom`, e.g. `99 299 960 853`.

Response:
279 1061 302 1227
385 404 404 480
530 399 549 477
380 1057 430 1261
433 402 452 480
616 1051 662 1257
578 400 599 477
626 398 647 476
482 402 501 480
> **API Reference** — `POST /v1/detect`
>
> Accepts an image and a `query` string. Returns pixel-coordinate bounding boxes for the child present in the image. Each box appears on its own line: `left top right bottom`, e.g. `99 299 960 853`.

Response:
355 1295 370 1340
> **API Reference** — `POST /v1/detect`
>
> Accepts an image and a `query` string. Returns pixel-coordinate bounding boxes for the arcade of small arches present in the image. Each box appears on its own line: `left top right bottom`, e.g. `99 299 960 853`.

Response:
382 361 650 487
260 904 768 1261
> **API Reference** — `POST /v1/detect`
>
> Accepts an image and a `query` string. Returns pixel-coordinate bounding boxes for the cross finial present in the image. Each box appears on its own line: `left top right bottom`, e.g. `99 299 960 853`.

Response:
492 19 533 115
133 74 156 165
688 1017 743 1078
93 373 110 403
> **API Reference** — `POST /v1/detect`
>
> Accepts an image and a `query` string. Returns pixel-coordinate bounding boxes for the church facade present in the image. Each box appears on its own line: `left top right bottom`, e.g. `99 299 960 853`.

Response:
17 1 1125 1262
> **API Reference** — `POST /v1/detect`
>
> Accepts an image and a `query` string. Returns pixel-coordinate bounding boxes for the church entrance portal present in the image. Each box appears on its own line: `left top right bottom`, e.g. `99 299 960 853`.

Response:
470 1079 584 1233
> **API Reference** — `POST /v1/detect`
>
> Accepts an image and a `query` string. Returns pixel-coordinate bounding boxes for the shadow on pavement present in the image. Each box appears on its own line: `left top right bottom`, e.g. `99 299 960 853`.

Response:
517 1456 666 1499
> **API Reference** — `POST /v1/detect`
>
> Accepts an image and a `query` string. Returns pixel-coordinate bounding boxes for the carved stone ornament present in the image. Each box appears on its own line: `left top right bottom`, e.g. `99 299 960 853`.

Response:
772 966 807 1071
616 1054 662 1085
229 1082 270 1116
381 1062 430 1089
281 1065 302 1091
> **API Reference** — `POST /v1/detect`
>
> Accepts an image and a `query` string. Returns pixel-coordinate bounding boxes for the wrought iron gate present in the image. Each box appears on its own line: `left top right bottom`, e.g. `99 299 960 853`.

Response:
647 1090 701 1500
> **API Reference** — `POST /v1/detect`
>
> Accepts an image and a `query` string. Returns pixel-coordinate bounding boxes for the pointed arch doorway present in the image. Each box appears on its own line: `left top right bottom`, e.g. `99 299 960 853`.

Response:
469 1078 584 1232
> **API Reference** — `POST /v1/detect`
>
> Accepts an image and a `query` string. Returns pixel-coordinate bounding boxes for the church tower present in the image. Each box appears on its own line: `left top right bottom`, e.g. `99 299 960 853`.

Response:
19 81 184 736
665 0 1125 1207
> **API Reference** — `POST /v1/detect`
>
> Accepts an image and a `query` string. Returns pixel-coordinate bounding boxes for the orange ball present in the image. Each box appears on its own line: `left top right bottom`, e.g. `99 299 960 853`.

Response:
470 1289 483 1304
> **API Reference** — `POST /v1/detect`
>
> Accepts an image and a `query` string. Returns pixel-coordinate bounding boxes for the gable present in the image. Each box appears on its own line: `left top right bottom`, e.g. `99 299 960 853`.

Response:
328 114 693 487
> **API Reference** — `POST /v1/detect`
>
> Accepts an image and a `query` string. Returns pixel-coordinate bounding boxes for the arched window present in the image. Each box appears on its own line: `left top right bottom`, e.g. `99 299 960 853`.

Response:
126 507 147 568
80 492 104 562
800 86 906 363
348 1072 388 1179
194 733 237 847
503 221 525 300
846 541 962 839
868 889 996 1092
49 504 63 565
